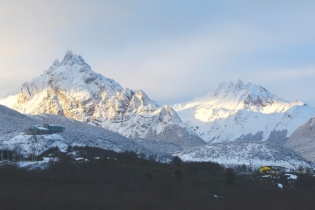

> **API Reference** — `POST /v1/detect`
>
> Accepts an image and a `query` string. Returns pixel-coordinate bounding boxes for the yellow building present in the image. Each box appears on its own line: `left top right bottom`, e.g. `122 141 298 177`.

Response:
259 166 286 174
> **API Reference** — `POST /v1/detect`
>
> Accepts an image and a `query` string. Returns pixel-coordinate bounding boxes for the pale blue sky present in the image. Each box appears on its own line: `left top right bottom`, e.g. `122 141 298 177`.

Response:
0 0 315 105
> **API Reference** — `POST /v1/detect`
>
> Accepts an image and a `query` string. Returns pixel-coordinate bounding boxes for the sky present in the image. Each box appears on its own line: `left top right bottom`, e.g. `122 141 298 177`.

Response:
0 0 315 105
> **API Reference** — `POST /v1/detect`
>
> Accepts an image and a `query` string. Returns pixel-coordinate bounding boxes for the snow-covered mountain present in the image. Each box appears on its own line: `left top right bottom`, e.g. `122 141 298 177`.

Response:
173 80 315 144
1 104 312 168
0 51 205 148
177 141 313 169
285 116 315 162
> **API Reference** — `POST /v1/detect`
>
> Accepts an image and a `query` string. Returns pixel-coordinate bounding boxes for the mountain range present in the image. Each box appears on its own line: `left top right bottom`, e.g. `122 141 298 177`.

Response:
0 103 311 169
1 51 314 167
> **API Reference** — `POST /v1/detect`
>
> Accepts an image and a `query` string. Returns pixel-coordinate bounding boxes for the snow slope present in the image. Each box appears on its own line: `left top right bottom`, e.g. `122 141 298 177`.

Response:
173 80 315 144
0 51 205 148
285 116 315 162
177 141 313 169
0 105 169 160
0 104 39 139
0 105 312 167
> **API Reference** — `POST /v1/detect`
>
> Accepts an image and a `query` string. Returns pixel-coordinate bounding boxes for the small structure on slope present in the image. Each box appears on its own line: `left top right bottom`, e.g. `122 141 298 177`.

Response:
43 124 65 134
24 124 65 135
259 166 286 174
295 167 314 175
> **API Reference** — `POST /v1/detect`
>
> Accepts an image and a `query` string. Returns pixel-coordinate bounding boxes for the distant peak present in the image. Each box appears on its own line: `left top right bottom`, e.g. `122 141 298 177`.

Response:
53 59 61 66
61 50 86 66
246 82 253 87
292 99 306 106
236 79 244 86
235 79 245 90
216 80 246 90
65 50 74 56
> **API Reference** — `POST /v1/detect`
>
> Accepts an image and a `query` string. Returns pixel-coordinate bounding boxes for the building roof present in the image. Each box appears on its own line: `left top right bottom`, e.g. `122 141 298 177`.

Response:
34 126 49 131
47 124 64 127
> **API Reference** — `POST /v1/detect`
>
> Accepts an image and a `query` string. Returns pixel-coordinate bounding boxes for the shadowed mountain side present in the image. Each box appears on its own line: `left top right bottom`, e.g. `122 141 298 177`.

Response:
286 116 315 162
144 125 206 148
0 104 40 138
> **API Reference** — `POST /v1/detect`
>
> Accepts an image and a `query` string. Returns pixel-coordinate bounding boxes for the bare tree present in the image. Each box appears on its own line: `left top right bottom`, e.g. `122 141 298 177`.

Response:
30 135 38 161
14 144 23 162
52 146 59 162
79 149 88 163
0 140 3 162
6 146 9 162
63 132 73 145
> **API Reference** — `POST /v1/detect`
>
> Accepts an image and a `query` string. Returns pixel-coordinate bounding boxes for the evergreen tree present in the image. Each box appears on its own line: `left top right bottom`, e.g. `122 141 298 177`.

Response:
225 168 234 185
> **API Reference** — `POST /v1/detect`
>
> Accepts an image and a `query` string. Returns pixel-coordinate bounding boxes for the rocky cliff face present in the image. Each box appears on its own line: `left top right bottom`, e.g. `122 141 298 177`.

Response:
0 51 205 147
173 80 315 144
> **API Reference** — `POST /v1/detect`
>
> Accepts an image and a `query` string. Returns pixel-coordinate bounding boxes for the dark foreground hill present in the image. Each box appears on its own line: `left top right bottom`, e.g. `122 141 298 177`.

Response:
0 148 315 210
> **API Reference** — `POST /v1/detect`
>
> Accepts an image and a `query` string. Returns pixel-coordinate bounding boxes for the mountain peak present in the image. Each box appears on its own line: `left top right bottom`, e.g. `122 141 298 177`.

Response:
175 80 291 114
0 51 205 146
173 80 315 145
236 79 244 87
53 59 61 66
61 50 86 66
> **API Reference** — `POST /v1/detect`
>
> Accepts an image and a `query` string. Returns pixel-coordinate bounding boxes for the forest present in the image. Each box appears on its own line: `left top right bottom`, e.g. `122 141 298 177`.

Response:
0 147 315 210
